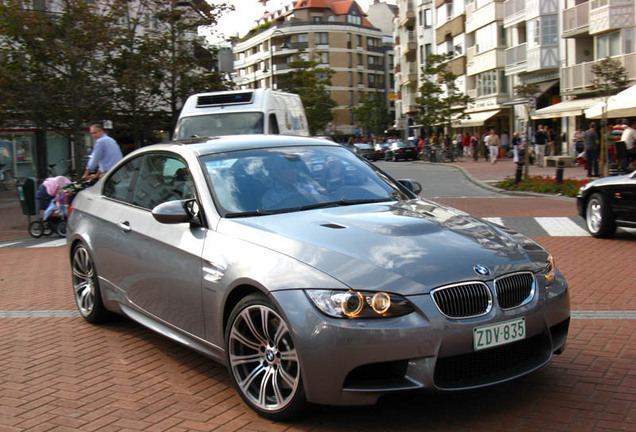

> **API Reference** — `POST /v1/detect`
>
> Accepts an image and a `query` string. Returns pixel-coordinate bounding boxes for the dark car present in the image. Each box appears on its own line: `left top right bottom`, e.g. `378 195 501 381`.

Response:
373 142 391 160
352 142 379 161
385 141 418 161
577 170 636 237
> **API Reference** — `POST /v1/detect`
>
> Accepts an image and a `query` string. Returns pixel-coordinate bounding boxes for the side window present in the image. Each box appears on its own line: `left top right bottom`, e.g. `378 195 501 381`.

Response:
103 156 141 203
269 114 279 134
132 154 194 210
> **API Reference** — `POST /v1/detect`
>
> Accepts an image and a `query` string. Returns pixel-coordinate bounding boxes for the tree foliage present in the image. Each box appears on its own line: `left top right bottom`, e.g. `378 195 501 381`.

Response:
281 53 337 136
0 0 232 160
591 57 629 97
353 91 392 137
416 53 471 136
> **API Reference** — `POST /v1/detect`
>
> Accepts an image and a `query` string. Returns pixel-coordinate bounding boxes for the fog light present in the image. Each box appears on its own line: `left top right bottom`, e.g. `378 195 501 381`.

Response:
341 291 364 317
371 292 391 314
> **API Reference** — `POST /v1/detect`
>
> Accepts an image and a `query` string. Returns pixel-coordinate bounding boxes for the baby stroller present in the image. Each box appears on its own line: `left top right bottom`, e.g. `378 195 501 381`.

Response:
28 177 94 238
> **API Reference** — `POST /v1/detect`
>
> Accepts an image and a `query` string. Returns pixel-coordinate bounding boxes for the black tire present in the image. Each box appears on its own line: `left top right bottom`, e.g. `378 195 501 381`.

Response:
56 221 67 237
43 221 53 236
71 243 111 323
28 221 44 238
225 293 308 420
585 192 616 238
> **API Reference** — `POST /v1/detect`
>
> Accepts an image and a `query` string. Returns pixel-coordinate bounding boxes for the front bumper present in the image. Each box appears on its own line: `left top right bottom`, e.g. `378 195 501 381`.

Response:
271 273 569 406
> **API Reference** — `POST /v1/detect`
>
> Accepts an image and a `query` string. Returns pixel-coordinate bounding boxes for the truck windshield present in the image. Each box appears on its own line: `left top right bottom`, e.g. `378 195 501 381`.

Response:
173 112 264 139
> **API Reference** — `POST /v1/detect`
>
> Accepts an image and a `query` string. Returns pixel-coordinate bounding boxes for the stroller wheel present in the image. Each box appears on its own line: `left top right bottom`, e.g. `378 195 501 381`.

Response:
43 220 53 236
28 221 44 238
56 221 67 237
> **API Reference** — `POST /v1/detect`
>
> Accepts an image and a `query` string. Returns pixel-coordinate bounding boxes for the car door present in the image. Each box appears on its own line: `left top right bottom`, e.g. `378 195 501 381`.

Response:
103 152 206 337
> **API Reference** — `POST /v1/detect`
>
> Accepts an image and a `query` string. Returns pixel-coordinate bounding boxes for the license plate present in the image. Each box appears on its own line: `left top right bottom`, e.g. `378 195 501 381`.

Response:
473 317 526 351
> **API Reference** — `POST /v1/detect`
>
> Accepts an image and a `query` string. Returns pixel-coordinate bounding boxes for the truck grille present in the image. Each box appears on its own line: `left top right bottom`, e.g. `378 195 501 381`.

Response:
495 272 534 309
431 282 491 318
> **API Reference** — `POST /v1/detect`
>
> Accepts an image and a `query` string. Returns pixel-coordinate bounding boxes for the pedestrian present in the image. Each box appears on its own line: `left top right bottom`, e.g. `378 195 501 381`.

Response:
462 133 471 158
583 122 599 177
572 127 584 154
534 125 547 166
512 131 521 163
82 123 123 180
488 129 501 164
546 126 556 156
471 132 479 161
619 119 636 170
501 131 510 158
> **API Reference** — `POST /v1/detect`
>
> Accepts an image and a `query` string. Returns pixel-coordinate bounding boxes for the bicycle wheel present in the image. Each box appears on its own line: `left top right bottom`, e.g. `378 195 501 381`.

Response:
43 220 53 236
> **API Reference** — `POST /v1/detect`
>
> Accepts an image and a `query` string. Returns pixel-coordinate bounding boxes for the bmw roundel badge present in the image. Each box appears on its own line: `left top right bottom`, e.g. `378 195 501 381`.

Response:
474 265 490 276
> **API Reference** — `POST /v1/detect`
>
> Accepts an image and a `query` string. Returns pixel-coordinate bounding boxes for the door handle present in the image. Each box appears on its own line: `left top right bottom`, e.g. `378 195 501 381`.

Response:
119 221 131 232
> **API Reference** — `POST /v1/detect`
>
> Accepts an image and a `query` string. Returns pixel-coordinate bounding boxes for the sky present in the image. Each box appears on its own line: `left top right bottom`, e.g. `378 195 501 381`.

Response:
207 0 397 43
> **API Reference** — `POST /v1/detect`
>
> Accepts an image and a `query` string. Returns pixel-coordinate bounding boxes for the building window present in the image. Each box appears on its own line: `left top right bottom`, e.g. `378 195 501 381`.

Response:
358 53 364 66
477 70 498 97
625 29 634 54
349 90 354 105
541 16 558 45
313 16 323 23
315 32 328 45
424 9 432 28
597 31 621 58
357 35 363 47
476 23 497 53
296 33 309 49
348 52 353 68
349 72 353 86
358 72 364 85
347 14 361 25
316 52 329 64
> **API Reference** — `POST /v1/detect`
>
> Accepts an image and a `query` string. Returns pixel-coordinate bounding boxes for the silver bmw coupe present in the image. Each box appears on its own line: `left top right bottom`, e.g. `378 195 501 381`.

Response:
68 135 570 420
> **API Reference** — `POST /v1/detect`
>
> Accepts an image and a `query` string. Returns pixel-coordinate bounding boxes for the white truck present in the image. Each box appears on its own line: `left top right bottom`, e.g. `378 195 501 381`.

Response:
173 89 309 139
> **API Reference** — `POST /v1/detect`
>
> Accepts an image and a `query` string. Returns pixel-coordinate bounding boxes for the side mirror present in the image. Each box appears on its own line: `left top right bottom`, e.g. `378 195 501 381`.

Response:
152 199 201 225
398 179 422 195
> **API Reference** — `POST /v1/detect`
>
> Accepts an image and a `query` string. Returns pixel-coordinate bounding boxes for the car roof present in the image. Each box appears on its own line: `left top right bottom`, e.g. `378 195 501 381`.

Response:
131 134 339 158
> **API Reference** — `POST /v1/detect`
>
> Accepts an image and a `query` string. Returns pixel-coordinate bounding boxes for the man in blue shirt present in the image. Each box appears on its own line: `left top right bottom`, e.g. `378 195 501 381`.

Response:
82 123 123 180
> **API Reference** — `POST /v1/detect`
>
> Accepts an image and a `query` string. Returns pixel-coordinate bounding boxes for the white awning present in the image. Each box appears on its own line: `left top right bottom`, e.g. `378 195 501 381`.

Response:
532 98 602 120
585 85 636 119
452 109 501 128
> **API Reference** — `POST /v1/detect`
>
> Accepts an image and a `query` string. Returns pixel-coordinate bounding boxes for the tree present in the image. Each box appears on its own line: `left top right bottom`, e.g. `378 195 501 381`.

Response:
514 82 541 178
590 57 629 177
281 53 337 135
0 0 117 175
416 53 471 138
353 91 392 138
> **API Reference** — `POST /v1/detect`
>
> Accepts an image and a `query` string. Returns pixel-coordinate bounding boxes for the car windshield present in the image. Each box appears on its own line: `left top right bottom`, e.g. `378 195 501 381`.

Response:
200 146 408 216
173 112 264 139
396 142 415 148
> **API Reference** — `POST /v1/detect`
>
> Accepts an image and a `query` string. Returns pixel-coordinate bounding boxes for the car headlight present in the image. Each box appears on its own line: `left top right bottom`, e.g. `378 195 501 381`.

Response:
306 289 414 319
544 254 556 284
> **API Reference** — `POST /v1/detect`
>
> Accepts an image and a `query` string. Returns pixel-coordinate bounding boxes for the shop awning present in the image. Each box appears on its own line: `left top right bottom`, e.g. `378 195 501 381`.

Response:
452 109 501 128
532 98 602 120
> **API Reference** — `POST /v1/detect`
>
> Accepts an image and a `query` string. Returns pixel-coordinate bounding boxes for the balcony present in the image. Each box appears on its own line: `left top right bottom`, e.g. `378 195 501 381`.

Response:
400 3 416 27
436 14 466 45
404 31 417 60
563 3 590 37
503 0 526 28
561 53 636 95
466 1 504 33
589 0 635 35
505 43 527 75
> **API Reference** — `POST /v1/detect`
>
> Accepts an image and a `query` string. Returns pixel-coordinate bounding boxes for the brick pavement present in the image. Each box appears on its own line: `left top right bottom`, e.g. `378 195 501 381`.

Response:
0 158 634 431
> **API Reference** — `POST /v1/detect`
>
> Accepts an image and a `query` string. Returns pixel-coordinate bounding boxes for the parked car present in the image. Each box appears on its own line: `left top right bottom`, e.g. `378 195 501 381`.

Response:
373 142 391 160
352 142 378 161
385 141 419 161
577 170 636 237
68 135 570 420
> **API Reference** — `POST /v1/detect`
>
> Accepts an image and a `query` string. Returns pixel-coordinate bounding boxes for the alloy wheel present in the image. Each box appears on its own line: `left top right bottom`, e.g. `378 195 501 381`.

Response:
72 246 96 317
228 303 300 413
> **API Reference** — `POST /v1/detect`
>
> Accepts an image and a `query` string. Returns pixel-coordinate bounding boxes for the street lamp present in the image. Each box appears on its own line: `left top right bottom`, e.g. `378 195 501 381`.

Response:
269 28 288 89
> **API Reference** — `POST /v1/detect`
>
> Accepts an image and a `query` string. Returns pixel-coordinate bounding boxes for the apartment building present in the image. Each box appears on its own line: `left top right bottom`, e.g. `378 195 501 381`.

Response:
541 0 635 151
393 0 419 134
232 0 390 136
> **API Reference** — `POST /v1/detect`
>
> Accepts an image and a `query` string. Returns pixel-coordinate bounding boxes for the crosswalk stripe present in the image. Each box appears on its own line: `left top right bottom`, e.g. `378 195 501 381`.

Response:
27 239 67 248
535 217 590 237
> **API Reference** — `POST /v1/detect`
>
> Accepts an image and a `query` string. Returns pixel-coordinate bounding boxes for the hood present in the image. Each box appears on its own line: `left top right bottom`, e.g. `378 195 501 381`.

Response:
218 200 549 295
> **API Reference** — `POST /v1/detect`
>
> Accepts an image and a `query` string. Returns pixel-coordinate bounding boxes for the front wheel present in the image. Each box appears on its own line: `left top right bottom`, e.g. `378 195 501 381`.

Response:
71 243 111 323
226 294 307 420
585 192 616 238
56 221 67 237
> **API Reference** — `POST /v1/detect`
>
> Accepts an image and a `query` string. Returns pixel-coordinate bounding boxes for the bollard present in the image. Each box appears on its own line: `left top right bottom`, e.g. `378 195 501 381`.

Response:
515 162 524 184
556 159 564 184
